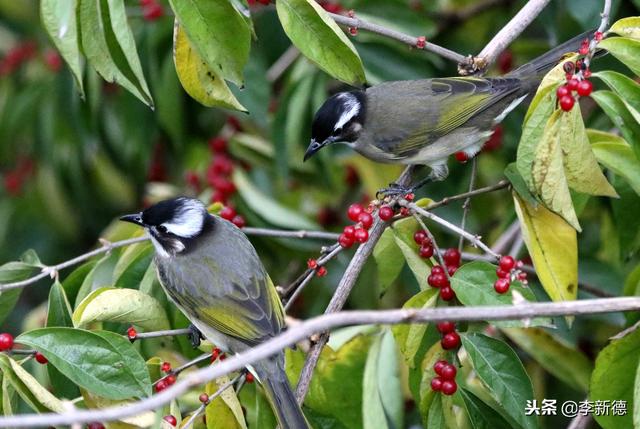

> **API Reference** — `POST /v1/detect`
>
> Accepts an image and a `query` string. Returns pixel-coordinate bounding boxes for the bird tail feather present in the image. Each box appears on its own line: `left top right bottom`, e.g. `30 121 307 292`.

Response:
508 30 597 80
255 357 311 429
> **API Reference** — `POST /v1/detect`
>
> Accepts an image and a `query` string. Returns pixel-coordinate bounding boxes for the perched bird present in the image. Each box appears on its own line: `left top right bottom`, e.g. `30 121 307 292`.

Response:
305 32 593 194
120 197 309 429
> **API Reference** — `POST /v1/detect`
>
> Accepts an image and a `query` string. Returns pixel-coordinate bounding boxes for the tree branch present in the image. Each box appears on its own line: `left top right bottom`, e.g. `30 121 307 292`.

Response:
425 180 510 211
4 296 640 427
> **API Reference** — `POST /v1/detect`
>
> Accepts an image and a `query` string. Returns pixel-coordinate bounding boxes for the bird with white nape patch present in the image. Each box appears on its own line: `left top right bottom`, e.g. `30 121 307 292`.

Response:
120 197 310 429
304 31 596 197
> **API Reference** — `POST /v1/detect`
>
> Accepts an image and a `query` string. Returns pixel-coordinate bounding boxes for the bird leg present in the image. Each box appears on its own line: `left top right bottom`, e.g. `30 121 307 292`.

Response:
377 163 449 198
187 324 204 348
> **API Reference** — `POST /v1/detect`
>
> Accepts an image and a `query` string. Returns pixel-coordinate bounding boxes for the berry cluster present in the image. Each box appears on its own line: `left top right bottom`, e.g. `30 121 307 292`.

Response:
493 255 527 294
219 205 246 228
307 258 327 277
139 0 164 21
155 361 178 392
556 36 600 112
437 321 461 350
430 359 458 395
338 203 374 248
211 347 227 362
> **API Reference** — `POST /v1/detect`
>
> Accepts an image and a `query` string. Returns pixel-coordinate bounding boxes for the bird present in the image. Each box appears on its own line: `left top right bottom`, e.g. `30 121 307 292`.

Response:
305 32 593 195
120 197 310 429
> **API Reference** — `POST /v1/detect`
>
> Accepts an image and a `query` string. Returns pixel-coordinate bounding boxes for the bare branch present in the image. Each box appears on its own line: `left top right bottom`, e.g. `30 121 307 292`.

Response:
583 0 612 69
3 296 640 427
426 180 510 211
132 328 191 340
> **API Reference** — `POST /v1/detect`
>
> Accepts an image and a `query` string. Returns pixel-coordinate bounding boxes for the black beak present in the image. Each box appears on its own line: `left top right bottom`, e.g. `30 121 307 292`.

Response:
119 213 144 226
304 139 329 162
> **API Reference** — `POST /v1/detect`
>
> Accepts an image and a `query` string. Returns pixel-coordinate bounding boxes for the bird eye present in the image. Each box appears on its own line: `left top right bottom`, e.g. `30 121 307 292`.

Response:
157 225 168 234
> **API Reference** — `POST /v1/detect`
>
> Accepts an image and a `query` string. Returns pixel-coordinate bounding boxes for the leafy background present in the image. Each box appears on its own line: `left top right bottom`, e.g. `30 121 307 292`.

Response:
1 0 640 428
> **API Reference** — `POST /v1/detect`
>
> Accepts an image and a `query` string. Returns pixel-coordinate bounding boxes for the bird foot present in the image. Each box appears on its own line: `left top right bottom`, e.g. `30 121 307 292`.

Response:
376 182 413 199
187 324 204 348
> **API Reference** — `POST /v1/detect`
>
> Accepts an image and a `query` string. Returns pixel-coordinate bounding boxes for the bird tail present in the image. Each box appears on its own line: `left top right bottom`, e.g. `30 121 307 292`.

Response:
508 30 597 80
255 355 311 429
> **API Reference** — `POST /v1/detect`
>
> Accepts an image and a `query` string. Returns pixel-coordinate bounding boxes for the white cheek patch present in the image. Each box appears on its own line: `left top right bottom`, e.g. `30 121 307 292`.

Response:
334 93 360 131
162 200 205 238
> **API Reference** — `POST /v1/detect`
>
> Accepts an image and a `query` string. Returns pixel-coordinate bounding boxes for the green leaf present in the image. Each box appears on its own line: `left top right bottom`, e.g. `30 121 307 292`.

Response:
501 328 592 391
391 217 432 290
206 375 247 429
168 0 250 85
0 354 64 413
112 242 153 289
589 131 640 197
599 37 640 76
363 330 403 429
592 91 640 158
233 169 318 230
372 228 404 296
590 326 640 429
173 23 247 111
40 0 84 96
594 70 640 113
239 383 277 429
459 388 512 429
46 282 80 400
0 251 42 325
286 334 371 429
609 17 640 40
392 289 438 369
462 333 537 429
73 287 170 331
611 176 640 259
504 163 537 207
276 0 366 85
16 327 151 400
513 194 578 304
78 0 153 106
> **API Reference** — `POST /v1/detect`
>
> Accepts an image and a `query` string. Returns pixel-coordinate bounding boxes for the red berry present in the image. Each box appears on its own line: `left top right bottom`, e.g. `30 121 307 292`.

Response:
454 151 469 163
404 193 415 201
433 360 447 374
44 50 62 72
556 85 571 98
494 278 510 294
211 347 220 361
88 423 106 429
441 380 457 395
349 27 358 36
413 230 427 245
583 69 592 78
155 379 168 392
563 61 575 74
518 272 528 281
416 36 426 49
436 321 455 334
343 225 356 238
439 286 455 301
166 374 176 385
559 95 575 111
419 245 434 258
307 259 318 269
595 31 603 42
354 228 369 243
211 155 234 175
209 137 228 153
378 205 394 221
441 332 461 350
430 377 443 391
219 206 236 221
316 266 328 277
219 353 227 360
211 190 227 204
431 265 445 276
443 248 461 267
199 393 209 403
245 372 254 383
577 80 593 97
440 364 457 380
347 203 364 222
499 255 515 271
447 265 457 276
338 233 354 248
127 327 137 341
496 267 510 279
142 2 164 20
163 415 177 426
399 207 410 217
34 352 48 364
358 212 374 229
0 333 14 351
567 78 579 91
427 273 448 288
231 215 246 228
579 45 589 55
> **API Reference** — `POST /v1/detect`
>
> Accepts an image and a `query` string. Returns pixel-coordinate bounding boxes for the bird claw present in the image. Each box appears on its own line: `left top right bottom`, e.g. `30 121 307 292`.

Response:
187 324 204 348
376 183 412 199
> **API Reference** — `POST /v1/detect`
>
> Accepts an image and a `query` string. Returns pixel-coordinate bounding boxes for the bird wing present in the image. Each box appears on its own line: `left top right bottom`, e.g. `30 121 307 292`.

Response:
158 220 285 347
367 77 522 158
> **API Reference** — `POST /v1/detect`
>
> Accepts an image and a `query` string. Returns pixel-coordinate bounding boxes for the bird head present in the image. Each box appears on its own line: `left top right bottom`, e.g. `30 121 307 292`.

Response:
305 91 366 161
120 197 209 257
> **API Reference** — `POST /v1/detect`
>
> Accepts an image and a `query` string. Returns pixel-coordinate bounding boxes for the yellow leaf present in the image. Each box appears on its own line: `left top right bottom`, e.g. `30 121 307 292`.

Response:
206 375 247 429
513 194 578 304
609 17 640 40
81 388 155 428
531 110 581 230
173 22 247 112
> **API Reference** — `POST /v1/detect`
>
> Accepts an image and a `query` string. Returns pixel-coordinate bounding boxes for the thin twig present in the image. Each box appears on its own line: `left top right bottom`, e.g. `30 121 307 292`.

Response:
181 373 244 429
132 328 191 340
458 157 478 251
266 46 300 82
426 180 510 211
4 297 640 427
466 0 551 74
152 353 212 388
294 167 414 403
583 0 611 70
328 13 470 66
412 214 451 281
243 227 339 241
490 220 520 255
